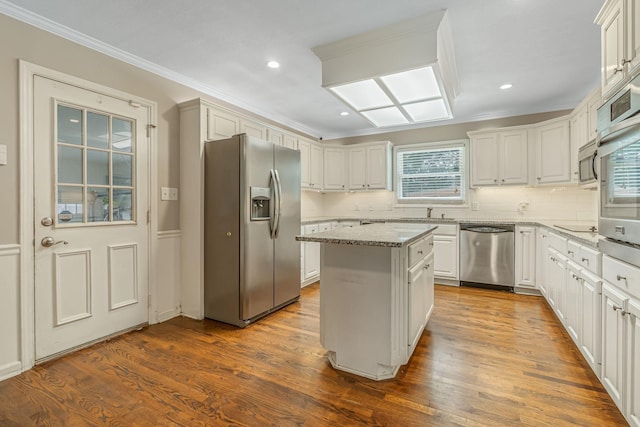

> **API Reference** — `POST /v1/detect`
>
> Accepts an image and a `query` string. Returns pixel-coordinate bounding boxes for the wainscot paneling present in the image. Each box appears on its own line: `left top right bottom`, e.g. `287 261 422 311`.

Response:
0 245 22 381
154 231 181 323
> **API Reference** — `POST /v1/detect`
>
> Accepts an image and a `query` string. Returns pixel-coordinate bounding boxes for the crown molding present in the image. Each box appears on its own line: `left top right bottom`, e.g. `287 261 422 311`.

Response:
0 0 320 138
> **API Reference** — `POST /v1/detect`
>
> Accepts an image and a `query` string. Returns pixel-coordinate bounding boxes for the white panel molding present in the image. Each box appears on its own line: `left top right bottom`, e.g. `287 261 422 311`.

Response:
19 60 158 373
54 249 92 326
0 1 318 138
108 243 139 310
0 245 22 381
154 230 181 324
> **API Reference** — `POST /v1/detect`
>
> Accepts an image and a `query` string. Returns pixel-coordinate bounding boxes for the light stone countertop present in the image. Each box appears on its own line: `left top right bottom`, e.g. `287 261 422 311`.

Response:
300 217 601 248
295 223 438 247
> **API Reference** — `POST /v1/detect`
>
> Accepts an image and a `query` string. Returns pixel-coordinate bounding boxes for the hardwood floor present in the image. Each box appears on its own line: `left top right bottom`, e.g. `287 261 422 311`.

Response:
0 284 627 426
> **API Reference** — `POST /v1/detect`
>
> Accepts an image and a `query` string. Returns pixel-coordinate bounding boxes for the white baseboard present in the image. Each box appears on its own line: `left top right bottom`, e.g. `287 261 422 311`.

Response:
0 361 22 382
156 308 181 323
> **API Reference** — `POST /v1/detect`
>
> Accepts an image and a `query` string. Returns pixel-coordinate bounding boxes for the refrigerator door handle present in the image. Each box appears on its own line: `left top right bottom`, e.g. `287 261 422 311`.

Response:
274 169 282 238
269 169 278 239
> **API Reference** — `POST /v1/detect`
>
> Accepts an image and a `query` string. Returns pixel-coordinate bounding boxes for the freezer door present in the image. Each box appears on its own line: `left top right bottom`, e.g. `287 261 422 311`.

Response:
273 144 301 307
241 135 275 320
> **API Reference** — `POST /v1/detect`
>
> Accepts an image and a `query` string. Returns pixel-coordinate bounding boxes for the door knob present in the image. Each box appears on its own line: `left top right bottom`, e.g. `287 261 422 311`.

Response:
41 236 68 247
41 217 53 226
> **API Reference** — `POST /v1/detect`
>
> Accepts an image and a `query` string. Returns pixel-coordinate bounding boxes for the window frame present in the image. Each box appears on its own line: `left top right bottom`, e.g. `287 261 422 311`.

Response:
393 139 469 207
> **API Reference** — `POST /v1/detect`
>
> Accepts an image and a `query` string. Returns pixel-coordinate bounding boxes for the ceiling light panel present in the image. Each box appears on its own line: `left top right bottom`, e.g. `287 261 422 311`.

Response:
361 107 409 127
329 80 393 111
380 66 442 103
403 99 450 122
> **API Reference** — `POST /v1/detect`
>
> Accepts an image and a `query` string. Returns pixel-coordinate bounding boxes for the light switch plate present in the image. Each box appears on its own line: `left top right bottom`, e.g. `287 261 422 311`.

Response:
0 144 7 165
161 187 170 201
471 202 479 211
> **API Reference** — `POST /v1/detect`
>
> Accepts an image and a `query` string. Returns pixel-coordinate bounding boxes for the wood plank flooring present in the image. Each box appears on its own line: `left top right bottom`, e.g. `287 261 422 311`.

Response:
0 284 628 426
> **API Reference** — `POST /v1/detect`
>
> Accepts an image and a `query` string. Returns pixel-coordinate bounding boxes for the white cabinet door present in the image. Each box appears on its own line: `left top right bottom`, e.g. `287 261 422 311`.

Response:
407 258 426 348
267 128 284 146
601 281 628 411
348 147 367 190
535 120 571 184
366 144 390 189
570 110 588 183
500 130 528 185
309 143 324 189
565 261 582 344
629 0 640 77
588 89 602 143
627 297 640 427
433 235 458 280
515 226 536 288
299 140 311 188
323 147 346 191
537 229 549 298
283 133 298 150
580 270 602 377
424 251 435 320
240 119 267 139
599 0 626 97
207 108 239 141
303 224 320 280
470 134 499 186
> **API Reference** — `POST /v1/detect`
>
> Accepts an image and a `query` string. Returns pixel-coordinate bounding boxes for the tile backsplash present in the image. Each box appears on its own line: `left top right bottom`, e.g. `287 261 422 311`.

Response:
302 185 598 222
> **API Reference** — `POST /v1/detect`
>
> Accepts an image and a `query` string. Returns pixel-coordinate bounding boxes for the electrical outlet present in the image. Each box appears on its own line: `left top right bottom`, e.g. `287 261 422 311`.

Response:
161 187 170 201
472 202 479 211
169 188 178 201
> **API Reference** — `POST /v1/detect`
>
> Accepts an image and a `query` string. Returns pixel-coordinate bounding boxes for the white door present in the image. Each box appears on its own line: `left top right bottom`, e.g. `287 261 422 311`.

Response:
34 76 150 360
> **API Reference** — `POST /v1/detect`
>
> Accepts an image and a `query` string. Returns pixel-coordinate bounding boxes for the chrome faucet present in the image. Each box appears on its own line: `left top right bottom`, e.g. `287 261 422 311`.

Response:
427 207 433 218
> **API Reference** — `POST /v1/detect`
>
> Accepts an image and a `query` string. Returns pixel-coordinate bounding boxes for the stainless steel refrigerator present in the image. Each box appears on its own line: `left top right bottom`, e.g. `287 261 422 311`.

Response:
204 134 301 327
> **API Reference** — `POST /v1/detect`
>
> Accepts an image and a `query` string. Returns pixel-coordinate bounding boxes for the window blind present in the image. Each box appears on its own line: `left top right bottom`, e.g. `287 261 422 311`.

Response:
397 146 465 202
610 143 640 201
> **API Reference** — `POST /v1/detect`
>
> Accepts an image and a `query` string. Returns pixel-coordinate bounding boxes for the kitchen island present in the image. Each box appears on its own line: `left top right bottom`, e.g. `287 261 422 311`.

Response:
296 223 438 380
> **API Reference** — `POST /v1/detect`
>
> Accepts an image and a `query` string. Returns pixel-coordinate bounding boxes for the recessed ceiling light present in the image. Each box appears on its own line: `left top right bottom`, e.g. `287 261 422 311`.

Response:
266 60 280 69
500 83 513 90
340 112 349 116
69 119 80 123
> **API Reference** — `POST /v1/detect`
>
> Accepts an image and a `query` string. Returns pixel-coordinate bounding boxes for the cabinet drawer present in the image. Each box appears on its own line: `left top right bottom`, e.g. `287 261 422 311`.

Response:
603 255 640 300
408 237 429 267
549 232 568 252
408 257 425 283
567 240 580 262
434 224 457 235
579 245 602 276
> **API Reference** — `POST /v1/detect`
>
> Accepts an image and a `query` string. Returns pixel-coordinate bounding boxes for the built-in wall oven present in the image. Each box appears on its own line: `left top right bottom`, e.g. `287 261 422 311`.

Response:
598 73 640 260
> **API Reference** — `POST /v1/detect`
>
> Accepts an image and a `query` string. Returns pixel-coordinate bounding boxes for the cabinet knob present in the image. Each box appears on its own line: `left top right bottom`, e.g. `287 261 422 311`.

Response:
494 179 498 183
501 179 505 182
537 177 541 181
567 250 574 255
581 257 589 264
622 58 632 66
614 67 624 74
616 274 627 282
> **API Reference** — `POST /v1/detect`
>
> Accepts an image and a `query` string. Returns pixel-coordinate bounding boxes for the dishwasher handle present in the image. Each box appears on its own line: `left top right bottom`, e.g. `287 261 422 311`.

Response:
462 226 512 233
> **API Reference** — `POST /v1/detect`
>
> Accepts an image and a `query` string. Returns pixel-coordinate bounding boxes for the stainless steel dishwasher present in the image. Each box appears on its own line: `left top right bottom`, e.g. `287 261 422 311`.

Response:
459 224 515 290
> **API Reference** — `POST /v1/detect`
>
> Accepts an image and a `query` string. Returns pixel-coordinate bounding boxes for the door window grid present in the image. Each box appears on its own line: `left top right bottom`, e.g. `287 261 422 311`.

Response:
55 103 136 225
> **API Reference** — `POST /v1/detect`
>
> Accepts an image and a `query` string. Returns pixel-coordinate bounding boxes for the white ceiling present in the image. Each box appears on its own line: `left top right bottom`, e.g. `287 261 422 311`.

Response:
2 0 604 139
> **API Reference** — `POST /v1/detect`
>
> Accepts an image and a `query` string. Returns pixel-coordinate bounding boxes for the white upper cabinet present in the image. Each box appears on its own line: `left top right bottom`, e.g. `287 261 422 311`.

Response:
267 128 284 146
323 147 346 191
299 139 323 190
207 107 239 141
570 109 588 183
533 118 571 185
469 129 528 187
283 133 298 150
348 141 392 191
597 0 640 98
588 88 603 141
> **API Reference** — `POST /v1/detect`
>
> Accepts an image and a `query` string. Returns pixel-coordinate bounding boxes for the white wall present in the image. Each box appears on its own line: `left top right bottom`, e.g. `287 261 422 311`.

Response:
303 185 598 223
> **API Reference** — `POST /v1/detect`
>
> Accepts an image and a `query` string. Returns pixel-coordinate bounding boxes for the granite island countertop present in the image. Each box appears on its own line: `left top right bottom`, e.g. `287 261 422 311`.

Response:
295 223 438 248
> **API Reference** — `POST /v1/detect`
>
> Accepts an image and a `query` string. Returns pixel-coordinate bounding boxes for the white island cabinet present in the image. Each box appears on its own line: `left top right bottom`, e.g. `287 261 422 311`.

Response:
297 223 437 380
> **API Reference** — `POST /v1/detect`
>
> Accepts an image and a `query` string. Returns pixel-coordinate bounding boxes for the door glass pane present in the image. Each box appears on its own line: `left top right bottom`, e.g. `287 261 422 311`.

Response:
113 154 132 186
87 150 109 185
113 188 133 221
87 112 109 149
87 187 109 222
57 105 82 146
57 186 83 223
112 118 133 153
58 146 83 184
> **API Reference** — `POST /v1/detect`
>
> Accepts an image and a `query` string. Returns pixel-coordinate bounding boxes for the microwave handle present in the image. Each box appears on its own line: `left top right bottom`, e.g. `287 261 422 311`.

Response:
592 150 598 180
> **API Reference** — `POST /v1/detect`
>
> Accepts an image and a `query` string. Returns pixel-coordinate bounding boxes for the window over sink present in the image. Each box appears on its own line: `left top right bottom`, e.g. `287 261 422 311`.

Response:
394 140 468 205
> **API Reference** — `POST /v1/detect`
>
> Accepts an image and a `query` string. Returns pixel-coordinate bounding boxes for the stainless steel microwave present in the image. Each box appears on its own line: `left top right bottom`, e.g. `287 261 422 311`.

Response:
597 73 640 246
578 140 597 187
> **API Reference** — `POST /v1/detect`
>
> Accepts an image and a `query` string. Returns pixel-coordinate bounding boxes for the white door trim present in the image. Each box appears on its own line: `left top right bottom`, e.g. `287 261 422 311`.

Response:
19 60 159 371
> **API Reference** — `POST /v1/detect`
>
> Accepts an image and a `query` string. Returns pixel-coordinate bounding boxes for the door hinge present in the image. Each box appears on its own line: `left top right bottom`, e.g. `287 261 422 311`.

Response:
146 124 157 137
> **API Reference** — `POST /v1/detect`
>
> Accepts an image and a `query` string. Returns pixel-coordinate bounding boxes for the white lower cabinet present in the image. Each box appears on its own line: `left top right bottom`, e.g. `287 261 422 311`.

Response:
565 261 582 343
536 228 549 297
601 281 628 411
579 269 602 377
302 224 320 285
515 226 536 290
627 298 640 427
432 224 458 284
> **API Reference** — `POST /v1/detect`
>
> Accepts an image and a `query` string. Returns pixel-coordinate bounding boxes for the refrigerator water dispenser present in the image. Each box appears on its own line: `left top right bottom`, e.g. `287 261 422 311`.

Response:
250 187 271 220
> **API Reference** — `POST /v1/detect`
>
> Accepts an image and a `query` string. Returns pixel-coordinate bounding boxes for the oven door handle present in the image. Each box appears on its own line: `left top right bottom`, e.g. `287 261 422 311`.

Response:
592 150 598 180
